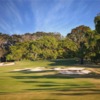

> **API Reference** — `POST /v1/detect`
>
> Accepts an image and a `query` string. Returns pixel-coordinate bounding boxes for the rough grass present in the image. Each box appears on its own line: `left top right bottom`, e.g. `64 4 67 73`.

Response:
0 59 100 100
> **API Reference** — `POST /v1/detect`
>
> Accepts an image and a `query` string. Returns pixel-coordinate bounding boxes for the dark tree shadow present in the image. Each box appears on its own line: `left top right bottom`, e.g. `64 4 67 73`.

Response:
10 71 100 96
53 92 100 96
11 72 100 80
10 70 54 74
25 87 100 96
48 59 100 68
48 59 78 67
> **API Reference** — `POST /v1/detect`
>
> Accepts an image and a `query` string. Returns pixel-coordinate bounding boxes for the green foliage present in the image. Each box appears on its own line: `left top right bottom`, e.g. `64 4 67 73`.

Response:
7 45 22 61
67 25 92 64
0 14 100 64
36 36 58 59
90 33 100 63
7 36 59 60
94 15 100 33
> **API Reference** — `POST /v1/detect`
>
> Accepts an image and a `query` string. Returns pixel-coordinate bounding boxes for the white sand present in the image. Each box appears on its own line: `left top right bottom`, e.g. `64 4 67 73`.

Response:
12 67 91 74
58 67 91 75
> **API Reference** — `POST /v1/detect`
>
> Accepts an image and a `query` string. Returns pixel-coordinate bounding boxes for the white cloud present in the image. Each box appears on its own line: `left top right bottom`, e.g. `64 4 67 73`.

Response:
0 0 98 35
4 0 23 25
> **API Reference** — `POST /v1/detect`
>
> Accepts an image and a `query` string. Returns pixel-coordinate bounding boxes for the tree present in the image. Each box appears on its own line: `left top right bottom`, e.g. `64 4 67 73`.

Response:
37 36 58 59
90 32 100 63
67 25 91 64
93 14 100 63
57 38 77 58
94 14 100 33
0 33 10 62
6 42 30 61
29 42 41 60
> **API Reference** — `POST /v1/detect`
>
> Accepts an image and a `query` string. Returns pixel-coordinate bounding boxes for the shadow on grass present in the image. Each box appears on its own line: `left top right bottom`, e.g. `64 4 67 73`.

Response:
22 81 56 84
25 87 100 96
48 59 78 67
10 70 54 74
0 92 10 94
11 72 100 80
53 92 100 96
22 80 95 89
48 59 100 68
11 74 75 79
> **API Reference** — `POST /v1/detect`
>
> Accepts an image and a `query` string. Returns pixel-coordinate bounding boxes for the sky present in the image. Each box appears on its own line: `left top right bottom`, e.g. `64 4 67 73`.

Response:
0 0 100 36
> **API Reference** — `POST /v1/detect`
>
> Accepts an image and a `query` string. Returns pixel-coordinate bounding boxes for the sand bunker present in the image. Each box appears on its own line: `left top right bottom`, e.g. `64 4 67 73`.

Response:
58 67 91 74
12 67 91 74
0 62 15 66
13 67 45 72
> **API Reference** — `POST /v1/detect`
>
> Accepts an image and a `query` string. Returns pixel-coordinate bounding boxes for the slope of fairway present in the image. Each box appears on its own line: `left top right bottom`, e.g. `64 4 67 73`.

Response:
0 59 100 100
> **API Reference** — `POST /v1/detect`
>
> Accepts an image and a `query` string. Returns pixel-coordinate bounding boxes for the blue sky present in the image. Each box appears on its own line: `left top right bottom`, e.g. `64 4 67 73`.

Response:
0 0 100 36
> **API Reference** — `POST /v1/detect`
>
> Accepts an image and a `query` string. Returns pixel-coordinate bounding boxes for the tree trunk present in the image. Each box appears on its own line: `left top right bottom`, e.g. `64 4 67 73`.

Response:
34 53 37 60
80 57 84 64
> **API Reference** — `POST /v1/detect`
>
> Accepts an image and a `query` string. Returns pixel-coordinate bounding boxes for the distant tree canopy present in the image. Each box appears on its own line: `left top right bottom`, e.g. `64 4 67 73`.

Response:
0 14 100 64
6 36 61 61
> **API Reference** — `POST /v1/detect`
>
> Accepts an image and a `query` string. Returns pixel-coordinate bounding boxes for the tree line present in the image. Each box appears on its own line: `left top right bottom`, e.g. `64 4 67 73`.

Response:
0 15 100 64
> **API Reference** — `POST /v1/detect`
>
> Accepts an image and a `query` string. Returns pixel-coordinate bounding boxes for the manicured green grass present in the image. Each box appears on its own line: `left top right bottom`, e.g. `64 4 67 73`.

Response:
0 59 100 100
